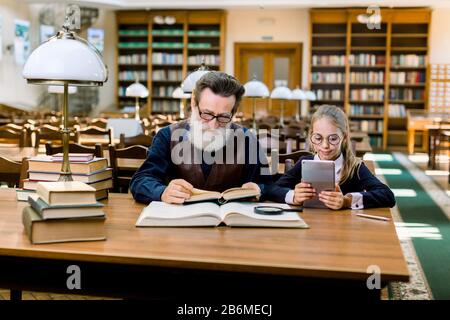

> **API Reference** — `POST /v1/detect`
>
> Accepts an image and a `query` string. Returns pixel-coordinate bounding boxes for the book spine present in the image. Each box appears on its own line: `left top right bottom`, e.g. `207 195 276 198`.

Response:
22 207 34 243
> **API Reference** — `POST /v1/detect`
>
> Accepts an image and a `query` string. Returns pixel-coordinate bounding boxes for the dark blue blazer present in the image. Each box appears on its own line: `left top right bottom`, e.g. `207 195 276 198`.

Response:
266 155 396 209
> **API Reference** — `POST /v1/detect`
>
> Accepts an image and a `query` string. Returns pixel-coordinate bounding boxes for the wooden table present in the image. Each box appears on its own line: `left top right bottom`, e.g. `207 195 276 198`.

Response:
0 190 408 300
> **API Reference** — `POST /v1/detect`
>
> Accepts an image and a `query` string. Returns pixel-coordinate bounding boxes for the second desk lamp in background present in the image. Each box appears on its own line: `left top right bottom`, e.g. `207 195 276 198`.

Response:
172 86 191 119
125 77 149 121
304 90 317 117
270 86 292 127
23 11 108 181
243 78 270 131
291 87 306 122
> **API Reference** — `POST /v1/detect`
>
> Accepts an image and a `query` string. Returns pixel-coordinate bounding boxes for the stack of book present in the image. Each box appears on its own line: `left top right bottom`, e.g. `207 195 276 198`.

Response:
20 153 113 201
22 181 106 244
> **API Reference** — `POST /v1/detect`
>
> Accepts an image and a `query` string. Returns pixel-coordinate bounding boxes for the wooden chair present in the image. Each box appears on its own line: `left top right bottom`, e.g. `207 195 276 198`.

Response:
45 142 103 157
89 118 108 129
0 128 26 147
257 130 287 154
78 126 113 147
118 133 153 149
276 150 313 172
35 124 79 147
280 126 307 152
0 156 28 188
109 144 148 193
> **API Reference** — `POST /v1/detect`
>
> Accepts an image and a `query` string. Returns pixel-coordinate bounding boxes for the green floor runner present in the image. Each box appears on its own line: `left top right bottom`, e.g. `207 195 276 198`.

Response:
376 153 450 299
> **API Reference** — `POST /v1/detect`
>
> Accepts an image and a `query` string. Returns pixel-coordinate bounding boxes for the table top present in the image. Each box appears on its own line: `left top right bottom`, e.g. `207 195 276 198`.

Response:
0 190 409 282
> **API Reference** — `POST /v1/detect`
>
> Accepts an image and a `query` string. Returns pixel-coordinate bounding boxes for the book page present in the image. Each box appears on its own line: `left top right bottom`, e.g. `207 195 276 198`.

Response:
220 202 302 221
139 201 222 220
185 188 221 203
222 187 260 201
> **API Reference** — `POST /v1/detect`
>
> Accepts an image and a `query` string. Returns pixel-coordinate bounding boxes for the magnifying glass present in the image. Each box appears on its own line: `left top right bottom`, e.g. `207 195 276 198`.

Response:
254 206 303 215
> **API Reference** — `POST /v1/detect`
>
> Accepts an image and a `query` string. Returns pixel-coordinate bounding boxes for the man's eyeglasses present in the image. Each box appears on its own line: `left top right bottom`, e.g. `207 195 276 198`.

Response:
310 133 342 146
197 106 233 124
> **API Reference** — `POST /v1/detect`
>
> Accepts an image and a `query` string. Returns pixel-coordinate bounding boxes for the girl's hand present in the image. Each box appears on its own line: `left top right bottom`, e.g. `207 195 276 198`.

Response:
293 182 316 205
319 184 351 210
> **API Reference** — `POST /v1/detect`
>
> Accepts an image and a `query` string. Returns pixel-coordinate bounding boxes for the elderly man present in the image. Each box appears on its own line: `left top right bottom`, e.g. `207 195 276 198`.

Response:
130 72 272 204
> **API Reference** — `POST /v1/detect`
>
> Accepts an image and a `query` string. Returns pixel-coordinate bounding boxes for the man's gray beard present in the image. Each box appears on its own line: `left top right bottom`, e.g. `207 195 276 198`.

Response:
188 116 232 153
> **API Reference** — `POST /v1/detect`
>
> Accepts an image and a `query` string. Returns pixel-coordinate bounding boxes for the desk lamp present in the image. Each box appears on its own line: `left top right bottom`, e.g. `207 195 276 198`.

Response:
270 86 292 127
126 79 149 121
243 78 270 131
23 14 108 181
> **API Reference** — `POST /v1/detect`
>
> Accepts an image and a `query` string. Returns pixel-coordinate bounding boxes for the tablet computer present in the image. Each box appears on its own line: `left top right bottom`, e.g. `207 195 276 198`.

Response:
301 159 335 209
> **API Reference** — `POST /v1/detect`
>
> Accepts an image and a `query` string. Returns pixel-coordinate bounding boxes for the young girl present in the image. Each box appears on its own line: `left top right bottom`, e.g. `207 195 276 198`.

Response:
268 105 395 209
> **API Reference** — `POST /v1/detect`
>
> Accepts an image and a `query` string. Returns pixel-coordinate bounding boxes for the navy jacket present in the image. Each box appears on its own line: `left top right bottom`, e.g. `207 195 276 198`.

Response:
266 155 396 209
130 125 273 203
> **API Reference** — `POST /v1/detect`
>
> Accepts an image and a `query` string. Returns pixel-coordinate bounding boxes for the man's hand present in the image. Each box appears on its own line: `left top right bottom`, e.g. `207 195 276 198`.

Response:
319 184 351 210
161 179 193 204
242 182 260 193
242 182 261 200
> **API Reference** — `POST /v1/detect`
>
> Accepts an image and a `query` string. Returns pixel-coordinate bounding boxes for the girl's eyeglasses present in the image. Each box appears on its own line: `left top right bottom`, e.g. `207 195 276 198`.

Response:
310 133 342 146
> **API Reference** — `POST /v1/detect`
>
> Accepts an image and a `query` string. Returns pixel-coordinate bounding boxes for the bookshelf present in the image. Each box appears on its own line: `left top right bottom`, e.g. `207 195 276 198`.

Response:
310 8 431 151
116 10 225 115
117 18 149 111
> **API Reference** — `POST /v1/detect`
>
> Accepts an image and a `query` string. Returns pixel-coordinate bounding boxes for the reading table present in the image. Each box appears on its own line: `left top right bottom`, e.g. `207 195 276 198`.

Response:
0 189 408 301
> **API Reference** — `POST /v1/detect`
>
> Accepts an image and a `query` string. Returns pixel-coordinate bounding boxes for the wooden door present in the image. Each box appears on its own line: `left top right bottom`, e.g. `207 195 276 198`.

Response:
235 43 302 119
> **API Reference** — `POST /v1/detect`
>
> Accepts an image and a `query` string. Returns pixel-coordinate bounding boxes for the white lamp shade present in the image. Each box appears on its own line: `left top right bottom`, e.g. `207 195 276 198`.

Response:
126 82 149 98
181 70 210 93
23 38 108 85
270 86 292 100
172 86 191 99
48 85 77 94
305 90 317 101
243 79 270 98
291 88 307 100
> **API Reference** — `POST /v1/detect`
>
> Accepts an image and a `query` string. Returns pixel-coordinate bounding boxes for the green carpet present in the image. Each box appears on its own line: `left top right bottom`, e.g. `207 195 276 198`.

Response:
375 153 450 299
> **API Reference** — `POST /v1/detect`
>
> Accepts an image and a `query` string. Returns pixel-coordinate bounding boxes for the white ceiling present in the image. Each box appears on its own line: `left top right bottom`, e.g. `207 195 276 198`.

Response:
24 0 450 10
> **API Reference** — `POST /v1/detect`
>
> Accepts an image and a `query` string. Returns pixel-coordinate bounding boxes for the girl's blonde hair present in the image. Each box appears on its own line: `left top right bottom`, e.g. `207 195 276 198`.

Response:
308 105 362 184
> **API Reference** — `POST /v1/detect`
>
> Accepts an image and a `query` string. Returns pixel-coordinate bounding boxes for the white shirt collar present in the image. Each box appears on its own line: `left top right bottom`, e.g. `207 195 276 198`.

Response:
313 153 344 181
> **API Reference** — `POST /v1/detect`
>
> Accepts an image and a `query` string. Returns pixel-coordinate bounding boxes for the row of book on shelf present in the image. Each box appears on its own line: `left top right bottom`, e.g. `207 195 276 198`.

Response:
311 72 345 83
313 89 423 103
312 55 345 66
350 105 384 116
349 54 386 66
353 120 383 133
388 104 407 117
350 89 384 101
313 89 343 101
390 71 425 84
118 71 147 81
152 100 180 113
389 88 424 100
152 53 183 65
152 69 183 81
369 136 383 148
311 54 425 67
151 30 220 36
350 71 384 84
312 71 425 85
18 153 112 244
153 85 177 98
187 54 220 65
119 54 147 65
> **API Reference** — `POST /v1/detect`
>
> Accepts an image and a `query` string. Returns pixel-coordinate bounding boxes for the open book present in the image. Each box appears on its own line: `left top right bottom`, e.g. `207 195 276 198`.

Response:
185 187 260 204
136 201 309 228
